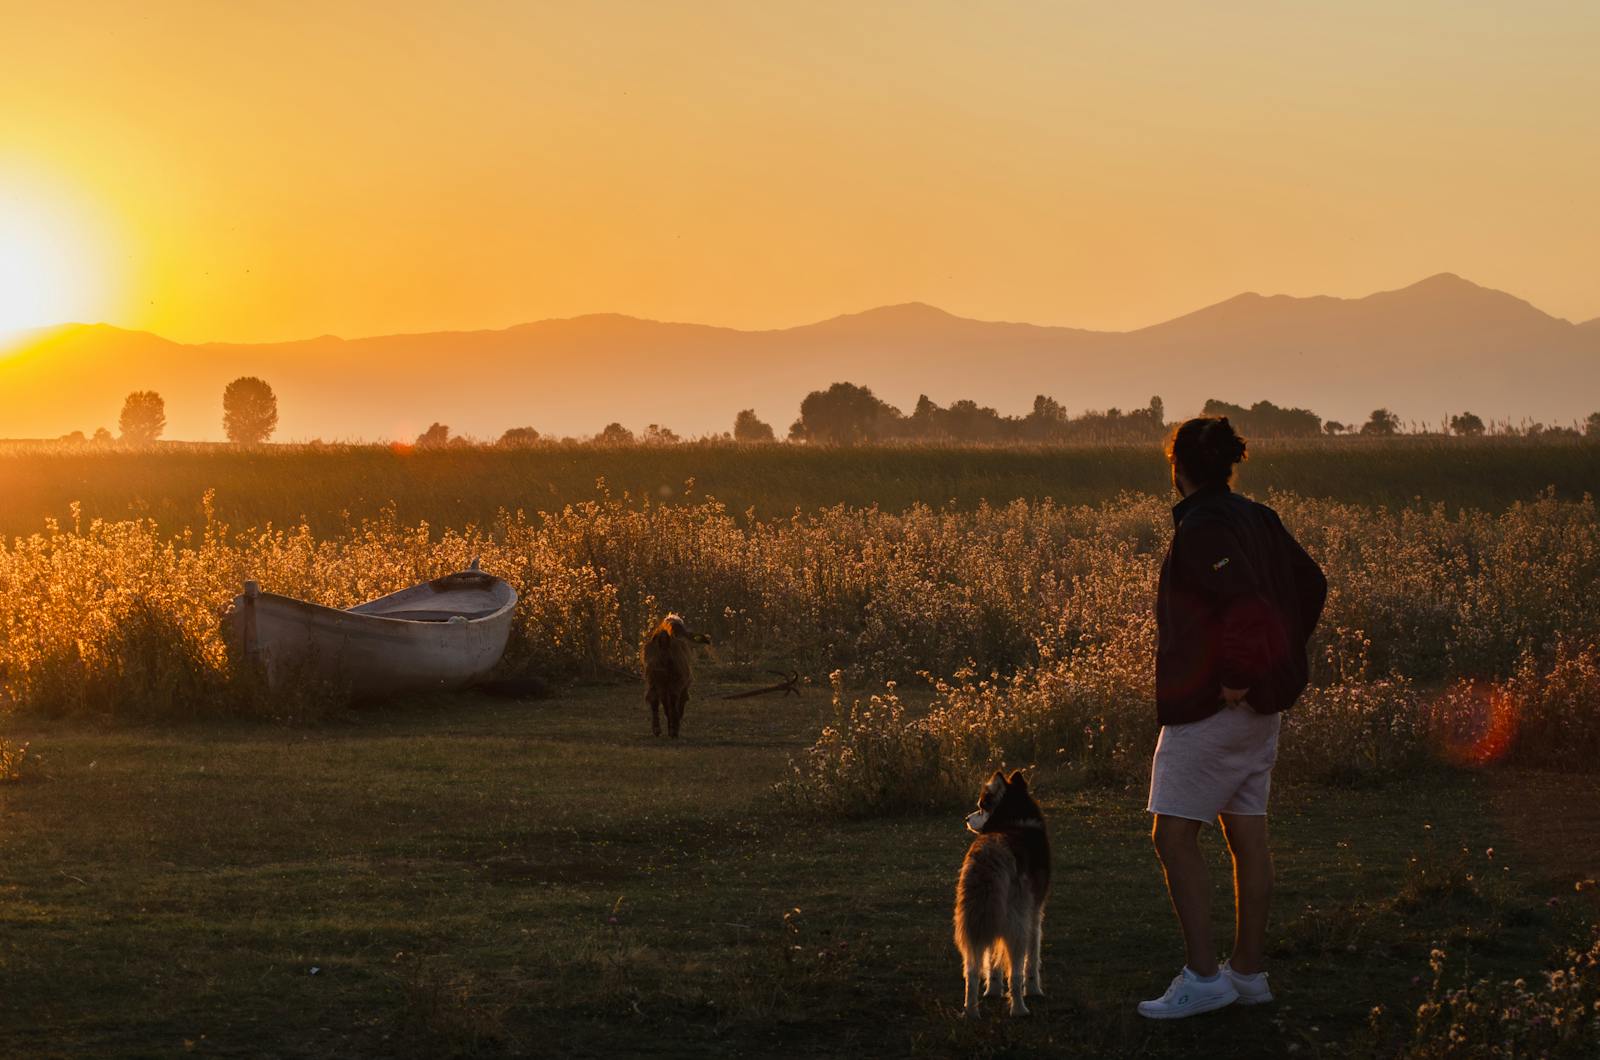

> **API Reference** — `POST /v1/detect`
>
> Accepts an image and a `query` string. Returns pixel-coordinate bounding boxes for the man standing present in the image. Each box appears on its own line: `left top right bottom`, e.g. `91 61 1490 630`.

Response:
1138 416 1327 1019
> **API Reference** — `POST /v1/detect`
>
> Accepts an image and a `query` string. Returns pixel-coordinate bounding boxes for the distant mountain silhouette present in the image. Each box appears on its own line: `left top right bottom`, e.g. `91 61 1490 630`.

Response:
3 274 1595 441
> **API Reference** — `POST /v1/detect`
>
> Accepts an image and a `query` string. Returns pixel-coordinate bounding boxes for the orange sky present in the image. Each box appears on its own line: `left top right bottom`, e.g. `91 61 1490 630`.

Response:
3 1 1598 342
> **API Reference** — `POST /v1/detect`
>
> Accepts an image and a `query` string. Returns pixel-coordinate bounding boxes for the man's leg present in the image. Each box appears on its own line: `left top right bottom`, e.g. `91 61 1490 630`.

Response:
1151 814 1217 976
1219 813 1272 974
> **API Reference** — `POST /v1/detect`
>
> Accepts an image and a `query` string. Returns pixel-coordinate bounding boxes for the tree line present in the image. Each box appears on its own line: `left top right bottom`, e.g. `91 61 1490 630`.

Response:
54 377 1600 447
766 386 1600 445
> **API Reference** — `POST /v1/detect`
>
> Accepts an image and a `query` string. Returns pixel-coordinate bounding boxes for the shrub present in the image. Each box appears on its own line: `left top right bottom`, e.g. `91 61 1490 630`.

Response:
1430 642 1600 771
779 627 1158 816
118 391 166 444
733 409 776 443
0 738 29 782
497 426 541 447
222 376 279 444
1 488 1596 748
1403 933 1600 1057
1277 675 1430 784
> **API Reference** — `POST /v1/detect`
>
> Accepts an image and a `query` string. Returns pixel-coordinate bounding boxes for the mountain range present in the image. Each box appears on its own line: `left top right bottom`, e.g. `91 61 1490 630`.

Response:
2 273 1595 442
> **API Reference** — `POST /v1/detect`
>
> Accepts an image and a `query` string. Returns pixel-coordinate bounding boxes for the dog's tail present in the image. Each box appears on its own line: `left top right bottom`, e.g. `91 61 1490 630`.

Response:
954 839 1012 957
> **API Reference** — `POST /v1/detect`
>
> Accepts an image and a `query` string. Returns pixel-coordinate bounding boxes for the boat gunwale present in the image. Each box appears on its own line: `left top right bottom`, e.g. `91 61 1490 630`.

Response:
245 576 518 628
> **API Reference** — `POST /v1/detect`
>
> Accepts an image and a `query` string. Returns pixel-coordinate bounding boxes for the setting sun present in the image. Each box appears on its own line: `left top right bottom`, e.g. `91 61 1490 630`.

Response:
0 183 110 338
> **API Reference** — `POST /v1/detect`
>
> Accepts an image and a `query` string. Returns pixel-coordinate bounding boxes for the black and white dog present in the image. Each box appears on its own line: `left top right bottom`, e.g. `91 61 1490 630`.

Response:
953 770 1052 1016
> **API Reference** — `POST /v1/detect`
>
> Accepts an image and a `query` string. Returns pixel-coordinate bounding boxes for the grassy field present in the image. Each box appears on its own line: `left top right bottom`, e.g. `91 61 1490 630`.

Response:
2 675 1597 1058
3 442 1599 1056
1 436 1597 539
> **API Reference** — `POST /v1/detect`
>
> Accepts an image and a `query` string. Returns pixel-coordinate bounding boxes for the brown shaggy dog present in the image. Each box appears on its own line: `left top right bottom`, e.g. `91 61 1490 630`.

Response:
954 770 1051 1016
641 614 708 738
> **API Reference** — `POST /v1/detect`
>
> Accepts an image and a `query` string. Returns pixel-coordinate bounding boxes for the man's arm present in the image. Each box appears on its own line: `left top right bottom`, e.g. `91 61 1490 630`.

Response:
1289 537 1327 637
1273 513 1328 638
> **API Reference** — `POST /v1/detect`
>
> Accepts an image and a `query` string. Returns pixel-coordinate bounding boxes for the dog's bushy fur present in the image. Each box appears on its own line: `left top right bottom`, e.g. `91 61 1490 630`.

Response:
641 614 706 738
954 770 1052 1016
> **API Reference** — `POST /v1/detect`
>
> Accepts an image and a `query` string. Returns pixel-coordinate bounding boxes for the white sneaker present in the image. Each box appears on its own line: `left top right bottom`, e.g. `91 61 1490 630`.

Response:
1222 960 1274 1005
1136 966 1240 1019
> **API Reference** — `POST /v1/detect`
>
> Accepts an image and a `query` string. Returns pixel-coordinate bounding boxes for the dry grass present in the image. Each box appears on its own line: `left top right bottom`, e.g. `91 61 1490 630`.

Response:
2 444 1598 1056
0 476 1595 804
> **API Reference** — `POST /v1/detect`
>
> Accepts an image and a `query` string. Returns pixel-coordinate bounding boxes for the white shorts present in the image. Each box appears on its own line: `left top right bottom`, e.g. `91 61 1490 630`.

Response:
1146 701 1281 823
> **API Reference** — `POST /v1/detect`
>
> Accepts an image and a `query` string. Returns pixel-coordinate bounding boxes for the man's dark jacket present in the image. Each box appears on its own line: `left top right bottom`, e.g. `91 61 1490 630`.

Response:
1156 484 1328 726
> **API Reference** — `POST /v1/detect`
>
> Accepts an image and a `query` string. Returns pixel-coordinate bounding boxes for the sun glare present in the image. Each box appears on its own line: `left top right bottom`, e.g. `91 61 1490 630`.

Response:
0 186 109 342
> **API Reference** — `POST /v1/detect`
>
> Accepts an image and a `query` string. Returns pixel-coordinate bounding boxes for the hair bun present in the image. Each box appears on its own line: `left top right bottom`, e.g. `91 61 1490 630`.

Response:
1166 415 1248 487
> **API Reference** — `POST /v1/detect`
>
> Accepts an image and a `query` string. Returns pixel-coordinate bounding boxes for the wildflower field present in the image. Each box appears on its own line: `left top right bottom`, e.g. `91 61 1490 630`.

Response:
1 441 1598 1057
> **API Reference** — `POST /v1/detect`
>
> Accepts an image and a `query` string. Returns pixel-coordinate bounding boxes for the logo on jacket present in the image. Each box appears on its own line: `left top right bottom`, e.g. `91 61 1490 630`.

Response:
1212 557 1231 571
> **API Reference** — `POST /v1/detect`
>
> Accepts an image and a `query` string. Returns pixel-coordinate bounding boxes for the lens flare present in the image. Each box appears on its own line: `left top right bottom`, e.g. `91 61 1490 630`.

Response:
1438 681 1520 768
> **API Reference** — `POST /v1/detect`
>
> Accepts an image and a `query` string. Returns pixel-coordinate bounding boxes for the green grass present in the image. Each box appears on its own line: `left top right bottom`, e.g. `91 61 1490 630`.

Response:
1 436 1596 540
3 675 1595 1057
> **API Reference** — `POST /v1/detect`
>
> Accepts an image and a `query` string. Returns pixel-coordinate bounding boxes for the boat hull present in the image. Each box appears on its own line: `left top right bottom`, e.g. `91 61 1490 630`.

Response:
231 569 517 698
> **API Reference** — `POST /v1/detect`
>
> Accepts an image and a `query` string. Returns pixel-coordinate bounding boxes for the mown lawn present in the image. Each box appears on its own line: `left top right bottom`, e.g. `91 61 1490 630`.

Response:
2 675 1595 1058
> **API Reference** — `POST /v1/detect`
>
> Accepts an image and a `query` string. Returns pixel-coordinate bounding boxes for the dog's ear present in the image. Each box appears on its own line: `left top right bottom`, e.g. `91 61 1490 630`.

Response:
1008 770 1027 789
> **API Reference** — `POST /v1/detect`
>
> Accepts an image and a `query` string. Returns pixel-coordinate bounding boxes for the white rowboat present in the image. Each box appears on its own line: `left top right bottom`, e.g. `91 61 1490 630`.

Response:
229 560 518 698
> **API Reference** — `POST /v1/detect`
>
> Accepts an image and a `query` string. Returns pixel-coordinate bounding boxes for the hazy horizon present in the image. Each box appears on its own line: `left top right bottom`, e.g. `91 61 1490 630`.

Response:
11 270 1598 348
3 270 1596 443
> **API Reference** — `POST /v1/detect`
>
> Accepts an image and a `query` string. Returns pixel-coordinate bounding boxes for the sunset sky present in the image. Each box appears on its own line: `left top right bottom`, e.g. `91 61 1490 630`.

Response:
3 0 1598 343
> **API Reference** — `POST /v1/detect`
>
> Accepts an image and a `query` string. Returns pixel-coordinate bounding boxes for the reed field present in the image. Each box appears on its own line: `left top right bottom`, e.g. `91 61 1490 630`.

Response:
2 440 1598 1056
2 435 1599 538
